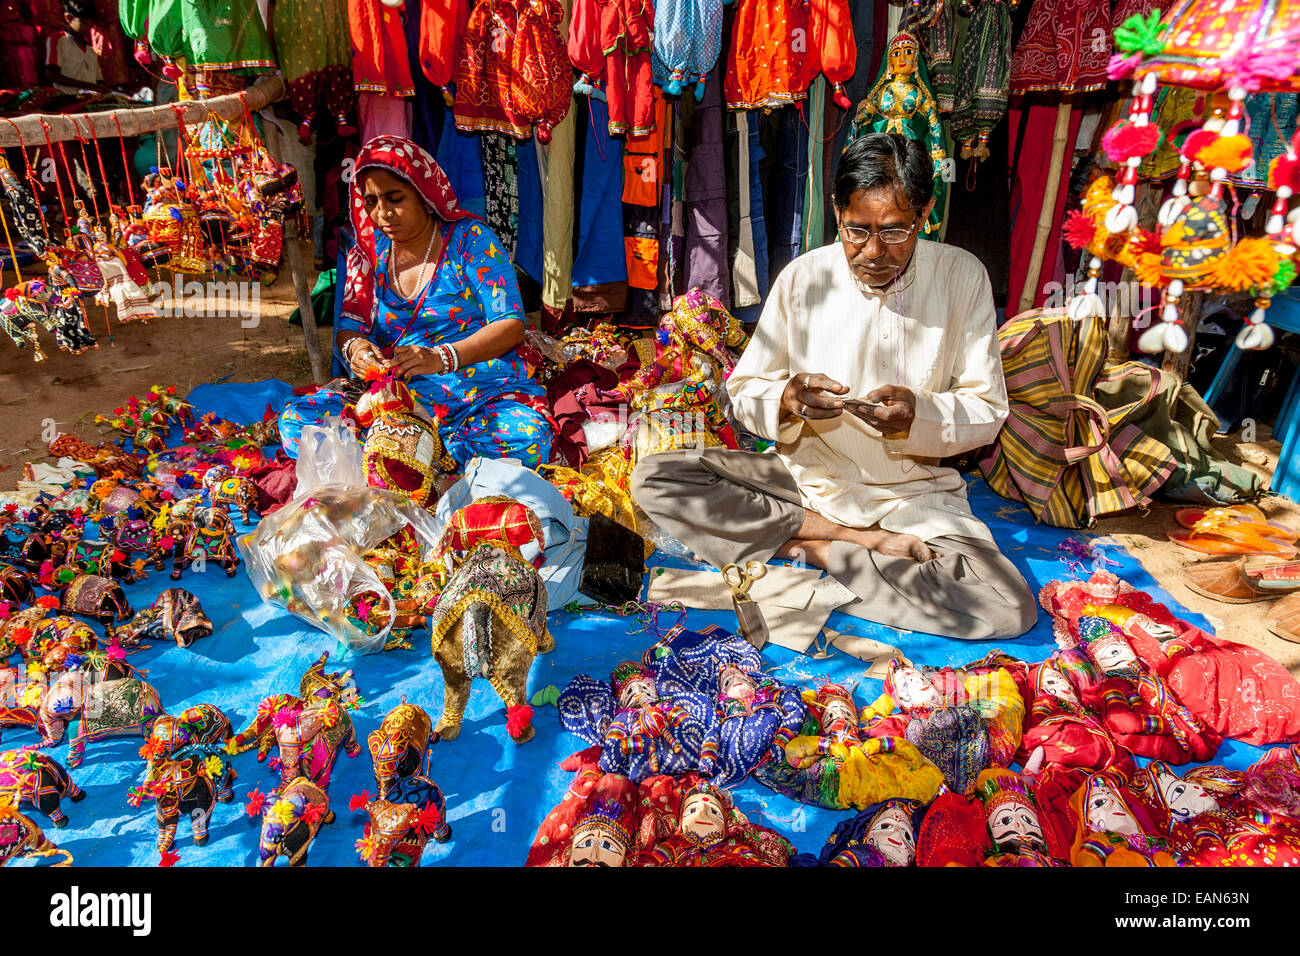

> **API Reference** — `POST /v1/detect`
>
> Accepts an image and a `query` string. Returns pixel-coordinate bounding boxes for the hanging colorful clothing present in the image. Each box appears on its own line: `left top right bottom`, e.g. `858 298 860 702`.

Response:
454 0 526 136
1009 0 1110 94
950 0 1015 159
651 0 724 97
272 0 355 130
723 0 810 108
419 0 471 90
349 0 416 96
569 0 656 137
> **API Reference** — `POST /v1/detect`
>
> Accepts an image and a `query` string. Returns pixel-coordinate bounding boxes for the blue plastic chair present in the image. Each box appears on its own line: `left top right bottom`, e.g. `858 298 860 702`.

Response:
1202 285 1300 499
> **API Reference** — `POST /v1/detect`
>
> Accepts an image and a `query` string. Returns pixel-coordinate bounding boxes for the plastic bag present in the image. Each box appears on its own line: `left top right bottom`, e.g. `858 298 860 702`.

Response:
238 417 444 654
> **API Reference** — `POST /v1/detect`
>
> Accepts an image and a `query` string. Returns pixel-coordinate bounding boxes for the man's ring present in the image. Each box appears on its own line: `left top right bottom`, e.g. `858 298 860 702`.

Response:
800 403 808 418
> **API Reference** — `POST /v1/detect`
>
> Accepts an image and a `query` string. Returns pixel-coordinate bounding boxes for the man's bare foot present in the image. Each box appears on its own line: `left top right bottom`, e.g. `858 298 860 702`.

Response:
849 529 936 562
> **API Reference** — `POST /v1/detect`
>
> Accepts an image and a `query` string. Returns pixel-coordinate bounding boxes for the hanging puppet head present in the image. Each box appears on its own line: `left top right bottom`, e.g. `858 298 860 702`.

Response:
886 32 920 77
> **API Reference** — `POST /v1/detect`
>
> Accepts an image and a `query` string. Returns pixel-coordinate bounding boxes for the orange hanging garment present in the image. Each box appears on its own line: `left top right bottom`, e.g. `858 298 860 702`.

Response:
419 0 470 91
349 0 416 96
808 0 856 109
723 0 812 109
508 0 572 142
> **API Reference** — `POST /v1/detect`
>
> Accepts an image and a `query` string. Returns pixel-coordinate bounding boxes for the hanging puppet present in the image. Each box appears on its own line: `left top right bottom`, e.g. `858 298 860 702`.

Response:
846 31 948 237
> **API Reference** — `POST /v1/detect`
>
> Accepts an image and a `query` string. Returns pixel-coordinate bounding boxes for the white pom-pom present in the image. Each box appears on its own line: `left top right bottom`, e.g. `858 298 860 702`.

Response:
1236 323 1275 350
1067 293 1105 320
380 0 403 6
1162 303 1180 323
1268 213 1285 235
1163 323 1189 354
1141 74 1158 95
1169 279 1185 297
1137 325 1169 354
1105 204 1139 233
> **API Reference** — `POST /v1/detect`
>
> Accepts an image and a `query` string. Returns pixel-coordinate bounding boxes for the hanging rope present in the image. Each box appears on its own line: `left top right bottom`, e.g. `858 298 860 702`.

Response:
111 114 137 209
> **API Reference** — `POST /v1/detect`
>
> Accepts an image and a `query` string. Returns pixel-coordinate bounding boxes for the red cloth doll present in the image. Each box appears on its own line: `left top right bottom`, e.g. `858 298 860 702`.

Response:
1045 570 1300 746
1130 760 1300 867
1062 770 1181 867
1073 614 1221 764
568 0 655 138
635 776 793 866
1019 655 1135 777
508 0 572 143
526 747 648 866
348 0 416 96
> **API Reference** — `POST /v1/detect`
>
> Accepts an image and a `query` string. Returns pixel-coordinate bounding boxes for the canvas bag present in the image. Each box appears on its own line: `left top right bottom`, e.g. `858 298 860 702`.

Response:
980 308 1176 528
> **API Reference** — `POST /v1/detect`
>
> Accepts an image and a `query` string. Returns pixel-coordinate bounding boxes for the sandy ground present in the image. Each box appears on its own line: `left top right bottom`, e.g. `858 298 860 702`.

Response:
2 253 1298 673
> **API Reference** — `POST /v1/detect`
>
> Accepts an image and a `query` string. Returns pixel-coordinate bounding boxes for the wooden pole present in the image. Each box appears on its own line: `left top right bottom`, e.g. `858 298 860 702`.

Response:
0 76 284 146
1160 289 1205 382
1017 96 1074 315
283 218 326 385
1108 266 1137 362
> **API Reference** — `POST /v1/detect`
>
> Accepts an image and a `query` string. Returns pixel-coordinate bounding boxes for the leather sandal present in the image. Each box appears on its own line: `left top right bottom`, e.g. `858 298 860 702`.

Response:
1181 559 1271 603
1265 593 1300 644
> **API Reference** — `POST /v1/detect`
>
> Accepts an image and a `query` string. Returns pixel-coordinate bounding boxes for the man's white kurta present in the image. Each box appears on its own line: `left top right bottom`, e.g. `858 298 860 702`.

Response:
725 239 1008 544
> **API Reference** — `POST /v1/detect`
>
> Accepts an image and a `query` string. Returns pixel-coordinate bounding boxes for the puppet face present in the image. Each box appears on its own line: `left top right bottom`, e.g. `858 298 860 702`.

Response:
568 823 628 868
888 40 918 76
866 804 916 866
1091 637 1139 675
822 698 858 731
988 796 1047 853
893 666 941 710
680 793 726 845
617 676 656 710
1156 770 1219 822
720 668 756 700
1039 666 1077 703
1086 779 1140 836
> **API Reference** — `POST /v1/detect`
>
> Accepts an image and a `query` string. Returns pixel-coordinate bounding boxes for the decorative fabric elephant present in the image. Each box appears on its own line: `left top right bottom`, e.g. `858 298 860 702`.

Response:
27 614 100 673
0 562 36 606
113 589 213 648
254 776 333 867
168 507 241 580
0 750 84 826
136 745 236 853
143 704 233 765
107 517 169 573
418 540 554 743
368 702 434 800
202 466 259 524
354 775 451 867
0 801 72 866
37 675 164 767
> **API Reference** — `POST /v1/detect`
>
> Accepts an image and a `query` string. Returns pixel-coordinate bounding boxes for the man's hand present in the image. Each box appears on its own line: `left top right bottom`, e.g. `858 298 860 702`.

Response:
781 373 848 421
847 385 916 435
390 345 448 379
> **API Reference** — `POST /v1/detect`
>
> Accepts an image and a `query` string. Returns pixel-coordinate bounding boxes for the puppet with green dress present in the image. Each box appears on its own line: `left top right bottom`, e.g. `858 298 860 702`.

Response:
846 31 948 239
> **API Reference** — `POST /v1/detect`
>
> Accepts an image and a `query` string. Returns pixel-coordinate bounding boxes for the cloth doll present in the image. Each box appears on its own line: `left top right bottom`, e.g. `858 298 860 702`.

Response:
1019 656 1134 776
526 748 648 866
950 0 1017 160
1241 744 1300 821
643 625 806 786
1 287 48 360
791 798 928 867
91 228 157 324
635 777 793 866
973 767 1068 866
862 657 1024 793
1129 760 1300 867
32 261 97 355
1045 570 1291 747
0 165 48 257
846 31 947 238
558 659 715 782
1071 614 1221 764
752 682 945 811
1063 770 1181 867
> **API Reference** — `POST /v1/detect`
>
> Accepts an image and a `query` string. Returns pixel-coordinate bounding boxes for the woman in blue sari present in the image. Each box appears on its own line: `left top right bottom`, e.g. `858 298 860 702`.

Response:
279 135 552 468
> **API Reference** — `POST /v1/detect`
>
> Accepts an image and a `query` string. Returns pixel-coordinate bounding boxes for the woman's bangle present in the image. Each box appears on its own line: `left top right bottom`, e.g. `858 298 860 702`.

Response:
445 343 460 373
342 336 373 364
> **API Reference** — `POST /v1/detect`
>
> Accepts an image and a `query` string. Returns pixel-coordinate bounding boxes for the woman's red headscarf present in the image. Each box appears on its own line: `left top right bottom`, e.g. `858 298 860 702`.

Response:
340 135 476 333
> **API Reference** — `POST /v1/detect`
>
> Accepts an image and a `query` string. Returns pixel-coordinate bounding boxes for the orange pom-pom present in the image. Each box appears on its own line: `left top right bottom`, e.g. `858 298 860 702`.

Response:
1209 238 1279 292
1134 251 1165 288
35 595 60 609
1194 134 1253 173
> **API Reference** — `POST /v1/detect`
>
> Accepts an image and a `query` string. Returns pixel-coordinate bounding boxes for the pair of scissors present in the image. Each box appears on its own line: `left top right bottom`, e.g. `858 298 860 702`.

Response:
721 560 769 650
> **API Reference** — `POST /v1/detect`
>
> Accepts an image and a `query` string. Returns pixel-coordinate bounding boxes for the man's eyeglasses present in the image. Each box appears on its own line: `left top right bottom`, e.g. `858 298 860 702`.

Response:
838 218 919 246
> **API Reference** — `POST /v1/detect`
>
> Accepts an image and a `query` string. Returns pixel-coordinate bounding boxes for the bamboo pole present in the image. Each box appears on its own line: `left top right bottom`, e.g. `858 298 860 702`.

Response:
1017 95 1074 315
0 76 285 146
